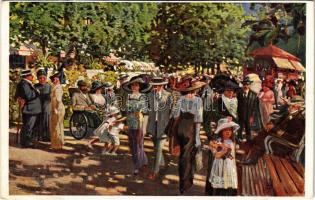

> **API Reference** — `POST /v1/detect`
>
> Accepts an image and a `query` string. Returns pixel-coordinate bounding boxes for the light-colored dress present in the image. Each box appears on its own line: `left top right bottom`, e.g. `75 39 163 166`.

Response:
209 138 238 189
259 90 275 129
50 84 65 149
94 116 124 145
90 93 106 106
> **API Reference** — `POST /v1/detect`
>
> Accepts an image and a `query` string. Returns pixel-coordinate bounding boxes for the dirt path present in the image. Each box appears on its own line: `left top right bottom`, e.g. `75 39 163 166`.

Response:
9 128 209 195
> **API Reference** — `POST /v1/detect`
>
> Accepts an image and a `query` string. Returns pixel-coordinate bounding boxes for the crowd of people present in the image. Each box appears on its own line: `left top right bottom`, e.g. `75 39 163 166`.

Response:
14 68 305 195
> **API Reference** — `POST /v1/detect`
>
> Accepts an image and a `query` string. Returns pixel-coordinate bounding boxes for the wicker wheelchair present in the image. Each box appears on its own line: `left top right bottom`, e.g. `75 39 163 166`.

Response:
68 87 104 140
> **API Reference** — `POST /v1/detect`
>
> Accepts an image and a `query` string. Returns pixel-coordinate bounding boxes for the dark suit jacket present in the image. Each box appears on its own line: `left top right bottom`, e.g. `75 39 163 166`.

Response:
237 90 260 122
15 79 41 114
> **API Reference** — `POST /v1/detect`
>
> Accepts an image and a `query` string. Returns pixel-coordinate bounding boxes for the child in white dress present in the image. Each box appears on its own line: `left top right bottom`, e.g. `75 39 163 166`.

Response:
208 117 240 196
88 106 126 155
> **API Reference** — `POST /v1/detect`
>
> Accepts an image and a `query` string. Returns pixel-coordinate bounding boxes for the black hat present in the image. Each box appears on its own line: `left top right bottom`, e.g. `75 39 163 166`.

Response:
21 69 32 78
224 80 240 90
91 81 103 92
242 77 253 85
49 71 60 80
150 77 168 85
36 68 47 77
77 80 88 87
123 76 151 93
288 80 297 86
103 82 114 89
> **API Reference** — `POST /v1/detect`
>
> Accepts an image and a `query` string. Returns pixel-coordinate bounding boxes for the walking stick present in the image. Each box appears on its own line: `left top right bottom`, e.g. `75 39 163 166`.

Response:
16 104 22 144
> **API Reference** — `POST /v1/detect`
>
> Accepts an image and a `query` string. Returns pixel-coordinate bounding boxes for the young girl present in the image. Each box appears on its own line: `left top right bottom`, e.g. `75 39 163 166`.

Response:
208 117 240 196
89 106 126 155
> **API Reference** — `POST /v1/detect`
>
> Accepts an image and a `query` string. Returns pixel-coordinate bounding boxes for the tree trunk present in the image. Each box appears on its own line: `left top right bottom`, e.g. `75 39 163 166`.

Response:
216 62 221 74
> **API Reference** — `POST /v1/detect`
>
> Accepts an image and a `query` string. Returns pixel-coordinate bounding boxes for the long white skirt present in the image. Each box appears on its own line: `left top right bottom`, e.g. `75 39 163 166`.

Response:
208 158 238 189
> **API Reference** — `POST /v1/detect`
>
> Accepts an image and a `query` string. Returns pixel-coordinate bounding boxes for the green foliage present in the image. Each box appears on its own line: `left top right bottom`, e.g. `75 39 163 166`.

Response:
148 3 251 72
9 70 21 124
244 3 306 57
92 71 117 84
10 2 158 64
34 52 55 69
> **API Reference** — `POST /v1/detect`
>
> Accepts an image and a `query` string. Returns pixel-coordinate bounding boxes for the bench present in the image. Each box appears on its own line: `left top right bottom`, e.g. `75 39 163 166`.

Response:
239 158 274 196
263 154 304 196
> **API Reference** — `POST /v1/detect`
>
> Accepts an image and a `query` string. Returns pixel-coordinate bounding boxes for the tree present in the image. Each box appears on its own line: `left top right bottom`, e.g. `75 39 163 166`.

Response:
148 3 251 73
242 3 306 53
10 2 158 67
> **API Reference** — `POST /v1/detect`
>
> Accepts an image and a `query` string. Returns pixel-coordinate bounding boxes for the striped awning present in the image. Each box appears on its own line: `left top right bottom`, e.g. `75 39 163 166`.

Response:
289 60 305 72
272 57 296 70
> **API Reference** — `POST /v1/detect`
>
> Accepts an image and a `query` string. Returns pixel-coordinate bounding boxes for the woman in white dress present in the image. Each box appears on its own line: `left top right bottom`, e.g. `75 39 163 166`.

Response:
88 81 107 148
208 117 240 196
50 72 65 150
89 81 106 107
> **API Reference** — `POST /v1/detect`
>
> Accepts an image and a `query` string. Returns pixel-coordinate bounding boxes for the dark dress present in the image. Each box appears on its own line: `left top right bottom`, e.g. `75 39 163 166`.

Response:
34 83 51 141
172 112 197 194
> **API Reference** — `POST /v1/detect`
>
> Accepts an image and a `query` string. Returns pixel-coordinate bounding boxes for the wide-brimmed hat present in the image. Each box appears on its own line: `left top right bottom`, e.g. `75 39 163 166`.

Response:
91 81 103 92
242 77 253 85
49 71 60 80
36 68 47 77
176 80 206 92
77 80 88 87
224 80 240 91
288 95 304 106
123 76 151 93
21 69 32 78
150 77 168 86
215 117 240 134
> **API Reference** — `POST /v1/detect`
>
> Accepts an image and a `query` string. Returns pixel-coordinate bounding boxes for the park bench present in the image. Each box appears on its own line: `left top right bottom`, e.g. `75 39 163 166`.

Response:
240 158 274 196
263 154 304 196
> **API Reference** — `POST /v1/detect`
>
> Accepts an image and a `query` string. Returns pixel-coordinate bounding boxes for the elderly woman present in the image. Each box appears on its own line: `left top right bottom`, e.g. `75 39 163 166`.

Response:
171 79 205 194
50 72 65 150
123 76 151 178
34 68 51 142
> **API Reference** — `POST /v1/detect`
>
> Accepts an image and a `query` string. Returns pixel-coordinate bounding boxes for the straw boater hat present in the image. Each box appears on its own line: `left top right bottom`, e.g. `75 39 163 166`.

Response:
123 76 151 93
118 73 129 80
214 117 240 134
150 77 168 86
176 79 206 92
21 69 32 78
90 81 103 92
